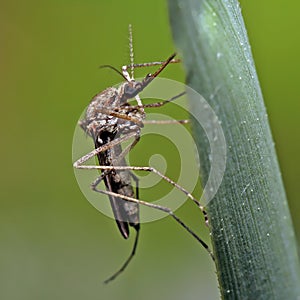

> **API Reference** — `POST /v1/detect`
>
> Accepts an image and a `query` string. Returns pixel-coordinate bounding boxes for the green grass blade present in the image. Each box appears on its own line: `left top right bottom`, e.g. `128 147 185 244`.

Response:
168 0 300 298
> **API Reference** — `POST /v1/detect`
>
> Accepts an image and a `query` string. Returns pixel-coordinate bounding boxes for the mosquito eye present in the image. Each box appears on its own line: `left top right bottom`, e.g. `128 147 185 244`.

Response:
134 82 142 90
124 82 142 98
124 84 137 97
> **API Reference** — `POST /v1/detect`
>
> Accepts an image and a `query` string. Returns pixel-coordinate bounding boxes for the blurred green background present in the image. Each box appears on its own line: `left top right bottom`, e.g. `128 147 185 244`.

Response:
1 1 299 299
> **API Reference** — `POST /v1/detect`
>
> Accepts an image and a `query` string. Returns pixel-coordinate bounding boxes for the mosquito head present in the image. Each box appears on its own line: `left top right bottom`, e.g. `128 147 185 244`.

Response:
119 53 177 104
119 80 143 103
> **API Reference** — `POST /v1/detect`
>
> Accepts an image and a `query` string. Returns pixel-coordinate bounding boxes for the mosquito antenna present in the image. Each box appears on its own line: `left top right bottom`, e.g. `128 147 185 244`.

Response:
104 229 140 284
99 64 128 81
125 58 180 69
128 24 134 80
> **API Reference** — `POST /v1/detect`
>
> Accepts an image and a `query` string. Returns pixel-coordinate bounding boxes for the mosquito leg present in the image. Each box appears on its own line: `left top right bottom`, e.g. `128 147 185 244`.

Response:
143 120 189 125
124 58 180 70
93 187 214 261
104 229 140 284
102 174 141 284
73 131 138 168
108 91 187 124
135 93 143 108
79 164 208 226
141 91 186 109
127 165 209 226
124 91 186 112
116 91 187 123
96 106 143 125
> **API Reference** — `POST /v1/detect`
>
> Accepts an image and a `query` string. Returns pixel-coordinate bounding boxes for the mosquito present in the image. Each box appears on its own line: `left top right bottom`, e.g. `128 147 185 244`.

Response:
73 25 214 284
